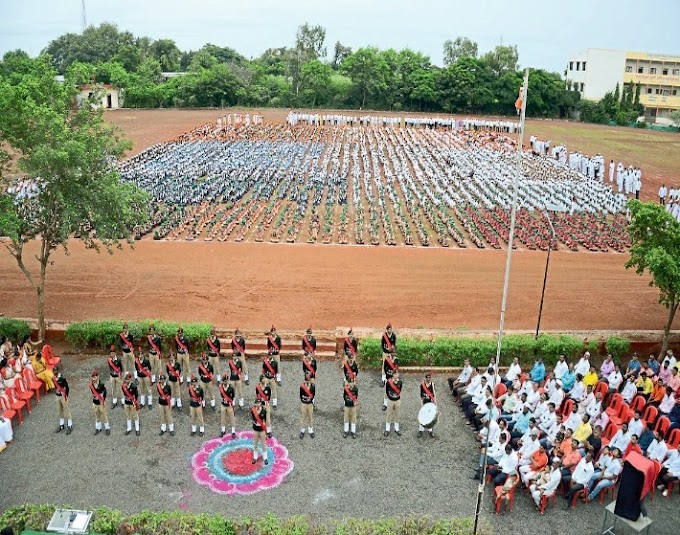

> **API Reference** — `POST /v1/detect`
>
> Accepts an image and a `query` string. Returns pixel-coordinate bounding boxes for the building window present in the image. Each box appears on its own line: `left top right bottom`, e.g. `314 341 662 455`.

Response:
580 83 584 92
662 89 670 96
673 69 680 75
673 89 678 96
651 67 657 74
576 62 580 71
647 88 652 94
582 62 586 71
638 66 644 74
569 61 573 71
626 66 633 73
655 88 660 94
663 69 668 75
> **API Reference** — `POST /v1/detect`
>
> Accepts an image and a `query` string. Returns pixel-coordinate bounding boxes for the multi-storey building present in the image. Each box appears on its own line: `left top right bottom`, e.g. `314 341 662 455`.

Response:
566 48 680 122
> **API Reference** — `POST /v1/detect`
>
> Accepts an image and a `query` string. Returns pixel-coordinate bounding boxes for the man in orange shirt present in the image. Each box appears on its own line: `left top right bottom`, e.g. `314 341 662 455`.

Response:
519 443 549 485
560 439 583 488
648 378 667 407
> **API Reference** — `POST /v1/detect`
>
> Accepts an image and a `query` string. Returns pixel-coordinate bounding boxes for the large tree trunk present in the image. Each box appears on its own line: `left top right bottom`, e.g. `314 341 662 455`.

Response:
661 299 678 356
37 282 46 341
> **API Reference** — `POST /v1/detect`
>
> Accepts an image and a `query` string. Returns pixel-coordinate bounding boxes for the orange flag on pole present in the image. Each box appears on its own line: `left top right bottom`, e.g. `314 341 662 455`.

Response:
514 85 524 115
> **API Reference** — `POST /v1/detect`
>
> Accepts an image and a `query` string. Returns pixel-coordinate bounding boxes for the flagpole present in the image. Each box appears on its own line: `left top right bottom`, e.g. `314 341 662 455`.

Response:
471 67 529 535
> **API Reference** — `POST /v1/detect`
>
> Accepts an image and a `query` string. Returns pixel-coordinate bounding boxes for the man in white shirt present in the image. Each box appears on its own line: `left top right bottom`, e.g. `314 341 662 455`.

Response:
531 458 562 506
646 430 668 463
449 359 473 397
553 355 569 380
539 403 557 435
548 380 565 408
474 432 508 480
586 392 603 420
609 422 632 452
656 449 680 496
578 385 595 415
628 411 644 439
564 405 582 432
659 184 668 205
526 383 541 412
575 352 591 377
488 444 519 487
607 364 623 394
621 376 637 403
587 447 622 502
503 357 522 387
569 376 586 402
564 452 595 507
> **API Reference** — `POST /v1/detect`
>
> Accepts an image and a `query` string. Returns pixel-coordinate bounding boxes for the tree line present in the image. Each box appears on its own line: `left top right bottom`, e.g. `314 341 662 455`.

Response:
2 22 581 117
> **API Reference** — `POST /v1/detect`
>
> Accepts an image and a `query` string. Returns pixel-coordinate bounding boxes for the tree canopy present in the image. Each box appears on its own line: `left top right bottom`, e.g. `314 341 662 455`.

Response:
625 200 680 354
0 54 149 338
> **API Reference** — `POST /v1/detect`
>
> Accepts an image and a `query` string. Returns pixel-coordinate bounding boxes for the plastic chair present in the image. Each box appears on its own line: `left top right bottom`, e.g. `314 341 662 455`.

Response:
594 381 609 398
0 395 18 426
654 416 671 437
494 383 507 399
610 403 631 426
605 394 623 418
599 478 618 504
42 344 61 370
539 492 557 514
668 428 680 448
494 477 519 514
642 405 659 428
570 484 589 509
630 395 646 414
651 460 662 500
5 388 26 424
22 367 45 402
601 423 619 447
561 399 574 417
13 377 34 413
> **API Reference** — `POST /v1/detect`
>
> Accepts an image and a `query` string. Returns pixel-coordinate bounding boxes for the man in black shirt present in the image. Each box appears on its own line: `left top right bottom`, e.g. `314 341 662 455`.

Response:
218 376 237 438
385 370 403 437
90 369 110 436
251 398 270 465
343 379 359 439
156 373 174 436
188 374 205 437
53 367 72 435
122 372 141 436
300 372 315 439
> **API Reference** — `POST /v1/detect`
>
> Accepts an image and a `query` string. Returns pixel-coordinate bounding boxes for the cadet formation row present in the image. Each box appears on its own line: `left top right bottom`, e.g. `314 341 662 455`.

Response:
46 324 438 462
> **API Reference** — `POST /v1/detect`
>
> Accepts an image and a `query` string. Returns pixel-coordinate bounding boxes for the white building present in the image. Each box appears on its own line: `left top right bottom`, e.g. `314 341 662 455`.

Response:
77 84 121 109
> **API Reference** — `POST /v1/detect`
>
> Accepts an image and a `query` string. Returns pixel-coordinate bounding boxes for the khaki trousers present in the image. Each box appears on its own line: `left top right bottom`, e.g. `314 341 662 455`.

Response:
110 376 122 398
122 352 134 374
124 404 139 421
177 354 190 377
150 354 162 377
267 378 278 399
221 405 235 428
93 403 108 423
190 405 205 426
138 376 151 397
56 396 72 420
232 379 243 400
169 380 180 398
344 405 357 424
158 404 173 425
300 403 314 427
386 399 401 424
253 430 267 453
202 381 215 401
209 356 220 378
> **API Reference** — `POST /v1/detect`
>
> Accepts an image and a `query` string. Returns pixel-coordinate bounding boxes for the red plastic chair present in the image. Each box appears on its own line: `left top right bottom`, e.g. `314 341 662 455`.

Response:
668 429 680 448
570 484 589 509
5 388 26 424
599 478 618 504
601 423 619 448
22 367 45 402
539 492 557 514
13 377 34 413
0 394 18 427
605 394 623 418
561 399 574 417
643 405 659 428
651 460 662 500
494 383 507 399
630 395 646 414
494 477 519 514
654 416 671 437
610 403 631 426
594 381 609 398
41 344 61 371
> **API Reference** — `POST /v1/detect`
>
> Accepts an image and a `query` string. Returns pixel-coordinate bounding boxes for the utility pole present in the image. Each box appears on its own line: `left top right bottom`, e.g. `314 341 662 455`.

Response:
81 0 87 32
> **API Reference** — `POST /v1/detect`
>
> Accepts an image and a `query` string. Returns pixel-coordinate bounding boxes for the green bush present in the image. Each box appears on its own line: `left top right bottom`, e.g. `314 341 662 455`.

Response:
358 333 592 369
606 336 631 360
0 317 31 342
65 319 212 349
0 505 486 535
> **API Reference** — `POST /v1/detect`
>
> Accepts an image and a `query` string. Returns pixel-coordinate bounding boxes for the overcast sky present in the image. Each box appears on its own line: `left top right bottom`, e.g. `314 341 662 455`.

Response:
2 0 679 72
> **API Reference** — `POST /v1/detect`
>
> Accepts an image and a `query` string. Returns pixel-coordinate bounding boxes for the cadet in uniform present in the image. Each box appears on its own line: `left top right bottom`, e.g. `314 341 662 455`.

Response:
206 327 221 381
385 370 403 436
188 374 205 437
134 347 153 409
255 375 273 437
53 367 73 435
119 323 135 374
381 323 397 387
342 348 359 384
343 379 359 438
156 373 174 436
90 369 110 435
146 324 162 383
300 372 316 439
382 351 399 410
166 353 182 410
175 326 191 384
198 353 216 411
122 371 141 436
228 352 245 409
231 328 249 384
262 354 279 409
267 325 282 385
218 376 237 438
302 335 318 383
419 372 437 438
107 345 123 409
343 328 358 359
251 398 270 464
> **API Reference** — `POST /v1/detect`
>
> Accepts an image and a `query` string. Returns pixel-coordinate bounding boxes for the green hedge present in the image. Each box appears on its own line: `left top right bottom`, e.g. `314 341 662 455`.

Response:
606 336 631 360
65 320 212 349
358 333 588 368
0 506 488 535
0 318 31 342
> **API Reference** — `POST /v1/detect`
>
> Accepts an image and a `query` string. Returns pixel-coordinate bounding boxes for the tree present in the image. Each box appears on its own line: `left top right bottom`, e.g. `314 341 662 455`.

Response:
443 37 478 66
670 110 680 127
149 39 181 72
300 59 332 107
288 23 326 99
0 56 148 339
625 200 680 355
437 57 493 113
481 44 519 76
332 42 352 70
341 47 390 108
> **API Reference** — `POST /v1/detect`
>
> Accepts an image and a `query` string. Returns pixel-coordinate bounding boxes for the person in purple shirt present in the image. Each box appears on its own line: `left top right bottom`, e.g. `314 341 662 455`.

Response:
600 354 615 380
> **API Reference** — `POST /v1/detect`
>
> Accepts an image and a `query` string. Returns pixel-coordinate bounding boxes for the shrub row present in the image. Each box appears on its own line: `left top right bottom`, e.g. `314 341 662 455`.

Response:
65 320 212 349
357 334 630 368
0 506 488 535
0 318 31 342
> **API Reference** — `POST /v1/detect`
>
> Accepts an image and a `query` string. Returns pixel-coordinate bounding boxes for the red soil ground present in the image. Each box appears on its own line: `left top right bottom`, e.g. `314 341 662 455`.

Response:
1 109 676 333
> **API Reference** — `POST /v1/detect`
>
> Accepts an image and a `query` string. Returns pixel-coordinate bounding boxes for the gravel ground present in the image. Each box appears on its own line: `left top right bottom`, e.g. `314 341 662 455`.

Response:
0 356 676 535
